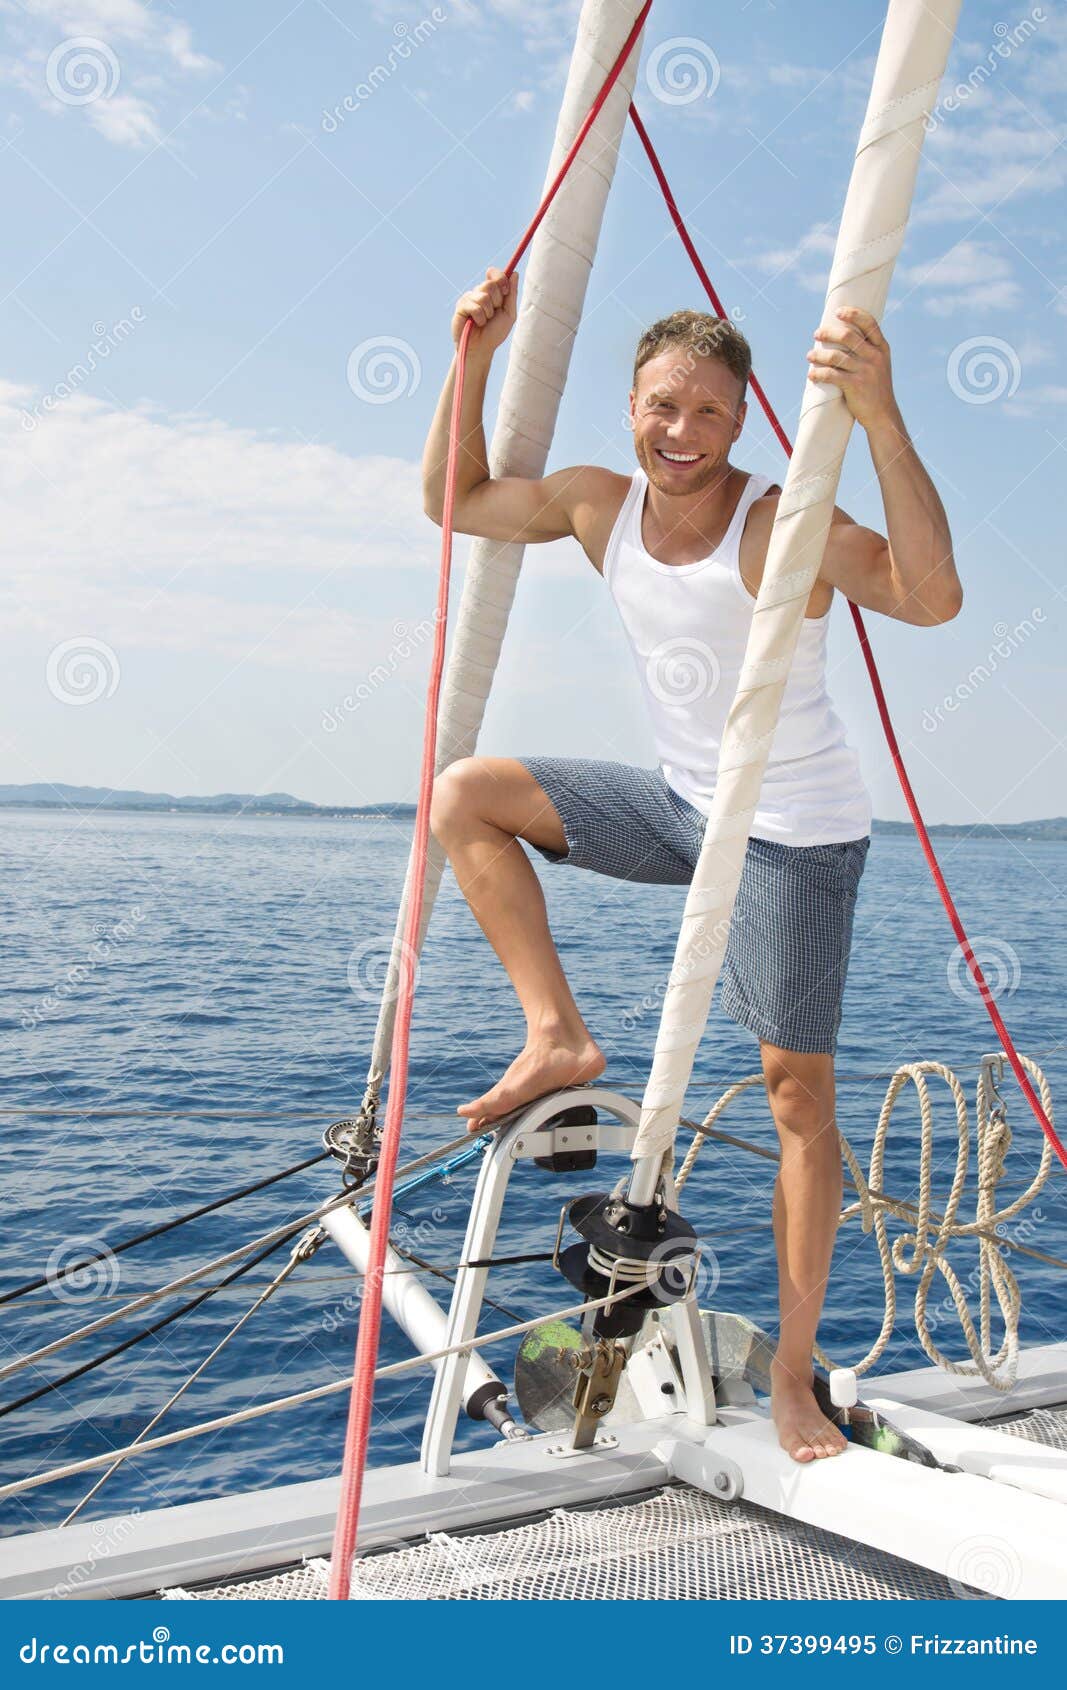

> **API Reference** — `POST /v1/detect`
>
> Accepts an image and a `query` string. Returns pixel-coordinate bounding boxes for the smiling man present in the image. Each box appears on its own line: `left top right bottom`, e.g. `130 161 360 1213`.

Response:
423 268 961 1463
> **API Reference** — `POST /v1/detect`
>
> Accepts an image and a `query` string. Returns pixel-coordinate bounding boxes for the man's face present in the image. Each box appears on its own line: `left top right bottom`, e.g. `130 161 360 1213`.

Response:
630 350 746 495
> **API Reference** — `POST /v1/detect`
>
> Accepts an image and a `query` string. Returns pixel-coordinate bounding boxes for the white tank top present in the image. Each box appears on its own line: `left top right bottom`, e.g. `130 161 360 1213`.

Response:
603 467 872 845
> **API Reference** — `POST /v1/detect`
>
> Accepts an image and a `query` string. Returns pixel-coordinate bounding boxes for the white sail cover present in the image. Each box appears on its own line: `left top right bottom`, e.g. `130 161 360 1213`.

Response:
629 0 962 1167
362 0 649 1098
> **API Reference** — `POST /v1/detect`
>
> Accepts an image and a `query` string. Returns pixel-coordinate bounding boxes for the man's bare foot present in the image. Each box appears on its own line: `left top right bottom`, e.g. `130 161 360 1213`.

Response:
458 1033 606 1134
770 1359 849 1463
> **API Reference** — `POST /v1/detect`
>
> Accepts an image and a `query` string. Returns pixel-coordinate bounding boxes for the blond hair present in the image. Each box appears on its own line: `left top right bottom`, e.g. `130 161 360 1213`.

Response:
633 309 752 399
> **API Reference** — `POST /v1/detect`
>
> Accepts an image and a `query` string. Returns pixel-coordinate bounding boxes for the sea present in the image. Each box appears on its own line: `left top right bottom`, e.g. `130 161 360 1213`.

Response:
1 806 1064 1536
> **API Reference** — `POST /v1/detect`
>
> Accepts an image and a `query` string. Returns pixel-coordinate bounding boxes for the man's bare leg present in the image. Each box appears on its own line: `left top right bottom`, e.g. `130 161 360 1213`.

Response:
761 1042 848 1463
430 756 606 1131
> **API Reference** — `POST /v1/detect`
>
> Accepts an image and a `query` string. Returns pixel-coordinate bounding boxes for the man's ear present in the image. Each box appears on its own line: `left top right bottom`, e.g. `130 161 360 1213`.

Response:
732 396 747 441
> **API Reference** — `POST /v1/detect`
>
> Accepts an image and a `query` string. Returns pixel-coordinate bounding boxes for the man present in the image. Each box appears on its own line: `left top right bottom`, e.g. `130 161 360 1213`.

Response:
423 267 961 1463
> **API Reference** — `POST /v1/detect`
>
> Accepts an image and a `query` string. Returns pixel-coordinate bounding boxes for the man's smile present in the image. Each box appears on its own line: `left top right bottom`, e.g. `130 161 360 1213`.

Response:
654 447 704 467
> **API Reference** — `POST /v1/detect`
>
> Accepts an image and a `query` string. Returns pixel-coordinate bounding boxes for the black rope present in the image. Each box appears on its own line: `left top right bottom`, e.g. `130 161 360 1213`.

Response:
389 1242 526 1326
0 1152 331 1309
464 1251 556 1269
0 1231 301 1422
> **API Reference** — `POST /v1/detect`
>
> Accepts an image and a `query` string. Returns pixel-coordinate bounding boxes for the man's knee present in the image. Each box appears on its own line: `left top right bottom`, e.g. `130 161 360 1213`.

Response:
762 1046 835 1138
429 757 484 842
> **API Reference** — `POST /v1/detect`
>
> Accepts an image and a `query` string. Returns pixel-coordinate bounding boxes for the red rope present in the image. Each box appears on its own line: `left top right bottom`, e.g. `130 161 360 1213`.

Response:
627 101 1067 1172
326 2 654 1602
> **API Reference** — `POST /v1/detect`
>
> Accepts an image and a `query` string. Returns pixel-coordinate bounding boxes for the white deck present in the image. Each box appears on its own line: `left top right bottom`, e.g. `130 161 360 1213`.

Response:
3 1347 1067 1601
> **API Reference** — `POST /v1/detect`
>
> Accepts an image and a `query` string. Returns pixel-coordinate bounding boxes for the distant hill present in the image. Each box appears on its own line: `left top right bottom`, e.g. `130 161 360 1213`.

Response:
0 784 417 819
2 785 1064 836
871 816 1067 841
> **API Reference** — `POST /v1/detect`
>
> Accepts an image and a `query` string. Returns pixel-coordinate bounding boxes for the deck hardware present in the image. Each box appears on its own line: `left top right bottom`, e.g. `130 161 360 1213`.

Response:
570 1340 627 1449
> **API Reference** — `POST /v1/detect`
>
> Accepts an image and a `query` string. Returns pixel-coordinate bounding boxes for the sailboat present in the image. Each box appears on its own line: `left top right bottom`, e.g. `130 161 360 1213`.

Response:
3 0 1066 1603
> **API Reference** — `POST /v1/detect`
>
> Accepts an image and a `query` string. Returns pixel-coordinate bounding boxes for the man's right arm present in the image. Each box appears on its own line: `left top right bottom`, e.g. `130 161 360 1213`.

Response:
421 267 597 545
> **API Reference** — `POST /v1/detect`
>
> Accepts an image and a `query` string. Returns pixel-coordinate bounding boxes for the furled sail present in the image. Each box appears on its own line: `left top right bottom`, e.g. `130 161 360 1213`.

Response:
359 0 649 1110
628 0 963 1181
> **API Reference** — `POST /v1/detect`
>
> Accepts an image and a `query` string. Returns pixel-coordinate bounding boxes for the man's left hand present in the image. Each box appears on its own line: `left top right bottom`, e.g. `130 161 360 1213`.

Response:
806 306 896 430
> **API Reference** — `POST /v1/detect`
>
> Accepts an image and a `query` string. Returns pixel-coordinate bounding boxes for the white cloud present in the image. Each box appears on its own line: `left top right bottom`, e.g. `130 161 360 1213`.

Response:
1004 383 1067 419
0 377 585 678
87 88 160 146
898 239 1023 316
0 0 220 149
744 223 837 294
917 102 1066 224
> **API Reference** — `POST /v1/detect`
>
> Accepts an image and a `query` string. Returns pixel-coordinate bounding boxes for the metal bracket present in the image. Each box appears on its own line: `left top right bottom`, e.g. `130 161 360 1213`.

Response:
546 1432 620 1460
570 1340 627 1449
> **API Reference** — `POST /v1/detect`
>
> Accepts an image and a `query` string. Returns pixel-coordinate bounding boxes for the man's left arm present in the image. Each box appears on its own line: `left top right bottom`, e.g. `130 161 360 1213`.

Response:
808 306 963 627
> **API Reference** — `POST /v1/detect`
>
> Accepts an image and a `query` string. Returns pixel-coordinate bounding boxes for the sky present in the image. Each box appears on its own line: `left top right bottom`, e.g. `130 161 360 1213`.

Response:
0 0 1064 823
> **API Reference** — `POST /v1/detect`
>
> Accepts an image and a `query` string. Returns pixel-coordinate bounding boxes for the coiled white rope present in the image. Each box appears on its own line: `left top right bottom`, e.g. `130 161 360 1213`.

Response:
677 1054 1055 1391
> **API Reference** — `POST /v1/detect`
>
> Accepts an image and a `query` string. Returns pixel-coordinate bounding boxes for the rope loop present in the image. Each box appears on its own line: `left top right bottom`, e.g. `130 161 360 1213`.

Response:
679 1052 1055 1393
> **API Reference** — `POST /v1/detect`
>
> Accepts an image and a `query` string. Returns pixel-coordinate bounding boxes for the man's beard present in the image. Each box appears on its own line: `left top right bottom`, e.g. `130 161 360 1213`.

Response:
635 435 730 495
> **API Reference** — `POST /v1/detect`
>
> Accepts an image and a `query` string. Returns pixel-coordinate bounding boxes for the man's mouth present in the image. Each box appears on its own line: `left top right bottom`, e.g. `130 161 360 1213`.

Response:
654 448 704 468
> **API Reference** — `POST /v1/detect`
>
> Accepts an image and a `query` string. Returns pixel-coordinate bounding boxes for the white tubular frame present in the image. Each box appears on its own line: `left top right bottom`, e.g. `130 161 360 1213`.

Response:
321 1207 505 1414
420 1087 716 1477
627 0 963 1195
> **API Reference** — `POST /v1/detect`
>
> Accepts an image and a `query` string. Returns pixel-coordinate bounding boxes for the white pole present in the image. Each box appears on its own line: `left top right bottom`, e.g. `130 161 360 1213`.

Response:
358 0 649 1114
627 0 963 1198
321 1207 512 1425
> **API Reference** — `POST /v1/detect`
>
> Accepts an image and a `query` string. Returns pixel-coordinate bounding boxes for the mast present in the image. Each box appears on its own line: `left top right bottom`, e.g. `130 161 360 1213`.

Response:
357 0 649 1127
626 0 963 1201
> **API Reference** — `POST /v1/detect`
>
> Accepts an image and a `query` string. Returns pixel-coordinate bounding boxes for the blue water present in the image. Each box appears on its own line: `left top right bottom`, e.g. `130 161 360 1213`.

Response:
1 807 1064 1536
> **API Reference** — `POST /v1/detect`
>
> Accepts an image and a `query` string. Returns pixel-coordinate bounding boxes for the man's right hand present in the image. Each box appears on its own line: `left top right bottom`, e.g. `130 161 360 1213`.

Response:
451 266 517 352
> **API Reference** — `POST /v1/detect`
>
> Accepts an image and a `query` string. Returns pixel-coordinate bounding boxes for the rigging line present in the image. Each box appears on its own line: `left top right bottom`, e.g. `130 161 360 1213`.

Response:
0 1210 335 1389
0 1108 345 1120
387 1240 525 1326
678 1115 1067 1273
60 1233 315 1528
0 1233 296 1425
0 1132 481 1388
626 99 1067 1176
0 1151 332 1309
0 1105 502 1121
0 1277 654 1506
327 0 656 1603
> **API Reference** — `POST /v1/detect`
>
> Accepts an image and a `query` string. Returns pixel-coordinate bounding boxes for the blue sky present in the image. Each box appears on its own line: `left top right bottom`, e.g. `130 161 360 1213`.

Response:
0 0 1064 822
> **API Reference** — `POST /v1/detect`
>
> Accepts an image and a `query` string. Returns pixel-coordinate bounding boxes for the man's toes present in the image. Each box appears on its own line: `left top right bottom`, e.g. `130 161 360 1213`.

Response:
810 1426 846 1458
787 1437 816 1463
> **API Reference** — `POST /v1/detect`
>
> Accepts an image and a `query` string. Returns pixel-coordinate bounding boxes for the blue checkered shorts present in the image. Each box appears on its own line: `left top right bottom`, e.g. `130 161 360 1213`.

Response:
517 755 869 1056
